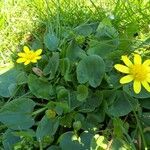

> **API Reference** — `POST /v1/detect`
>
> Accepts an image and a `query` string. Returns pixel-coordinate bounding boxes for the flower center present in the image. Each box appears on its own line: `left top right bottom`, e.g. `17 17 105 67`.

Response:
26 51 36 60
130 64 148 81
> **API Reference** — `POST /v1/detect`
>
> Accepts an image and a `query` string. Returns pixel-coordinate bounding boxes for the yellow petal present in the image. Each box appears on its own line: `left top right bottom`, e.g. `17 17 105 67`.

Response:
134 54 142 65
120 75 133 84
18 52 26 57
35 56 42 60
16 58 26 63
146 66 150 73
121 55 133 67
114 64 129 73
133 80 141 94
143 59 150 66
146 73 150 82
31 59 37 63
142 81 150 92
23 46 30 53
35 49 42 56
24 60 30 65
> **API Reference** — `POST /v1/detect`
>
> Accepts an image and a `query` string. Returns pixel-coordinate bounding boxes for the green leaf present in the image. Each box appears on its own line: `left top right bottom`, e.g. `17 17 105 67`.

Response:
59 132 82 150
2 129 20 150
79 91 102 113
144 131 150 147
74 24 93 36
103 90 117 106
0 98 35 130
80 132 94 149
86 113 102 126
16 71 28 85
60 58 71 81
110 138 129 150
125 22 139 37
107 72 121 88
59 131 93 150
60 113 75 128
123 83 150 98
66 41 86 61
77 85 88 102
31 39 43 50
28 74 54 100
86 100 106 124
139 98 150 109
113 118 124 138
43 52 59 79
96 20 119 42
44 33 59 51
0 69 21 97
47 146 61 150
36 116 59 140
107 91 138 117
87 21 119 58
76 55 105 88
69 91 82 111
141 112 150 126
87 40 118 58
56 86 69 100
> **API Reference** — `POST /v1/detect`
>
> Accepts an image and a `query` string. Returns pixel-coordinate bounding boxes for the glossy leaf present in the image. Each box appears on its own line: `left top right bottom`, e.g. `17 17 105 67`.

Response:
0 98 35 130
139 98 150 109
77 85 88 102
28 74 54 100
77 55 105 88
0 69 21 97
43 52 59 79
74 24 93 36
2 129 20 150
66 41 86 61
79 91 102 112
36 116 59 140
123 83 150 98
44 33 59 51
107 91 138 117
60 58 71 81
59 131 93 150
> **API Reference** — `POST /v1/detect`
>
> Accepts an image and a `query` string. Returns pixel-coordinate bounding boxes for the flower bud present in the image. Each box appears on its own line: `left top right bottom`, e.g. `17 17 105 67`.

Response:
75 35 85 44
73 121 82 131
45 109 56 119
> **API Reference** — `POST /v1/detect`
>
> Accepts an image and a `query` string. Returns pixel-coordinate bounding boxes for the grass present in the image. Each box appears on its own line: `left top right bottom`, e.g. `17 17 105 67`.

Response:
0 0 149 67
0 0 150 149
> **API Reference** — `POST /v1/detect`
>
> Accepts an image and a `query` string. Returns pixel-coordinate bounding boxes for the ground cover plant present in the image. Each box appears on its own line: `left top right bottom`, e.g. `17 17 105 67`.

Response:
0 0 150 149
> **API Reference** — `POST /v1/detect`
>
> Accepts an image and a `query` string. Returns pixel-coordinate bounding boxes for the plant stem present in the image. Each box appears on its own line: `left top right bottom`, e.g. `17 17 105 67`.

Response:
39 140 43 150
127 98 147 149
132 110 147 150
32 107 47 116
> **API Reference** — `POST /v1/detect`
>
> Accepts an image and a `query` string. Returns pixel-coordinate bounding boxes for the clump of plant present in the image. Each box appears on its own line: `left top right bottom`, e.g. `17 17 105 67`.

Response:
0 18 150 150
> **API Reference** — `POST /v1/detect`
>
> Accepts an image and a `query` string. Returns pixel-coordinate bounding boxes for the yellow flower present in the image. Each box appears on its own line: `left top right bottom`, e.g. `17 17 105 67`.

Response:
114 54 150 94
16 46 42 65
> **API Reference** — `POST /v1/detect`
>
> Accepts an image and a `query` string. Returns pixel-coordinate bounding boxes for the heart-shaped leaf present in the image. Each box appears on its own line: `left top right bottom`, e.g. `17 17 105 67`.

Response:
77 85 88 102
107 91 138 117
0 69 21 97
44 33 59 51
0 98 35 130
77 55 105 88
28 74 54 100
123 83 150 98
36 116 59 140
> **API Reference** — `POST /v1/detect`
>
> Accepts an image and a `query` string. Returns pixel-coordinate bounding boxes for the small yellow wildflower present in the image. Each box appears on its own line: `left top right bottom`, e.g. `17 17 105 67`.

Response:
16 46 42 65
114 54 150 94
